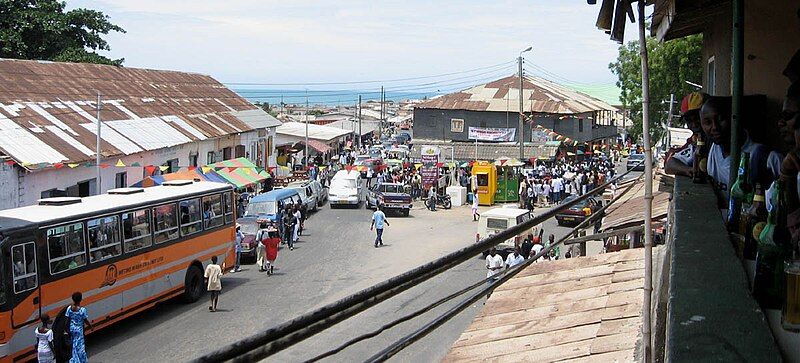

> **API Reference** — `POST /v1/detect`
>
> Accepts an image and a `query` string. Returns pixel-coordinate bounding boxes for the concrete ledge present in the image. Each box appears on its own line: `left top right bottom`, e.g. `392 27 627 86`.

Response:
666 176 781 362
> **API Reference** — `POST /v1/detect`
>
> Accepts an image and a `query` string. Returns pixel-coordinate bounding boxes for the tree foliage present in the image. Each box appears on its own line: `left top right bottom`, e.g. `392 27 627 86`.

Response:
609 34 703 143
0 0 125 66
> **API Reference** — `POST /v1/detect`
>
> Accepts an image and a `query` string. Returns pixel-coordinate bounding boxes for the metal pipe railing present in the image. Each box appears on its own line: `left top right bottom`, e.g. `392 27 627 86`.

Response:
192 160 644 363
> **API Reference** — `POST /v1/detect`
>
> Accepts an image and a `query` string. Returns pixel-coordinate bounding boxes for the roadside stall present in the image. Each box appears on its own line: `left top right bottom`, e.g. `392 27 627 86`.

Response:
210 157 272 191
493 157 524 203
471 161 497 206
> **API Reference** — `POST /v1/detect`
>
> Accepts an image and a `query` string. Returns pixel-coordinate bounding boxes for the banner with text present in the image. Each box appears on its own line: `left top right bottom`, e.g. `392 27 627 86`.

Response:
468 127 516 142
420 146 440 188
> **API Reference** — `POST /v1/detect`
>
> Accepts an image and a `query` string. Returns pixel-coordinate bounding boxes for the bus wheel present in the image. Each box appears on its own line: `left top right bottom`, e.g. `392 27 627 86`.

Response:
182 265 204 303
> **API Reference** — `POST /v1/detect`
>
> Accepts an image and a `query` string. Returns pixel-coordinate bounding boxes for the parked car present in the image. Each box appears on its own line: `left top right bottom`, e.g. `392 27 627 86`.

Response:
627 153 647 171
286 179 328 211
235 218 261 260
366 183 412 216
329 170 364 208
555 196 604 226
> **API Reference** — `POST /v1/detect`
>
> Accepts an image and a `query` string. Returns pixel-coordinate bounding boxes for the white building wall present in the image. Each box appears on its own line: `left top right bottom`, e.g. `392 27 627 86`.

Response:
0 131 258 211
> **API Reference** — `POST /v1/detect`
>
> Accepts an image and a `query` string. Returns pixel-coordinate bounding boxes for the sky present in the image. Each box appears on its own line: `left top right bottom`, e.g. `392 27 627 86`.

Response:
65 0 642 95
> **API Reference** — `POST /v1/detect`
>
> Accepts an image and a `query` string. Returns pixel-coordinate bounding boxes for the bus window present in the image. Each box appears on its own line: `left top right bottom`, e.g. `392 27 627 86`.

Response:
47 222 87 274
202 194 224 229
153 203 178 244
87 216 122 263
223 192 234 224
123 209 153 252
11 242 37 293
179 198 202 236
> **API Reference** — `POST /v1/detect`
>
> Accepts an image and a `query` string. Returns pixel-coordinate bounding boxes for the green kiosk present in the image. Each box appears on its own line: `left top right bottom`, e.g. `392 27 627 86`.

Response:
493 157 524 203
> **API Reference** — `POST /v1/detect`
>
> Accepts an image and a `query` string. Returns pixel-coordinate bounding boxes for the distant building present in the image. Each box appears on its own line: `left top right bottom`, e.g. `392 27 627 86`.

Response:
413 75 622 144
0 59 278 210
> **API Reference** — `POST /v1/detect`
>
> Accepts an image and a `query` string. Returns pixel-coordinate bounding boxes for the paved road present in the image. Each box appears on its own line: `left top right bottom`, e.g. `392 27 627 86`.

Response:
86 173 631 362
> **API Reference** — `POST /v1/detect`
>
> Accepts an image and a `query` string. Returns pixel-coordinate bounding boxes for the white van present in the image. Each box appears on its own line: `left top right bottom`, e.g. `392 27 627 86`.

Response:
329 170 363 207
478 207 537 255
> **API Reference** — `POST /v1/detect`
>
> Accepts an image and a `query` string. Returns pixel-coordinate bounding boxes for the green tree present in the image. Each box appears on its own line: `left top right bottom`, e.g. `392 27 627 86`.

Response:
0 0 125 65
609 34 702 143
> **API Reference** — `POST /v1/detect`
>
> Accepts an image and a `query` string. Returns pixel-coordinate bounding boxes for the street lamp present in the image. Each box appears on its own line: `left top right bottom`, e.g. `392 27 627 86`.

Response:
518 46 532 159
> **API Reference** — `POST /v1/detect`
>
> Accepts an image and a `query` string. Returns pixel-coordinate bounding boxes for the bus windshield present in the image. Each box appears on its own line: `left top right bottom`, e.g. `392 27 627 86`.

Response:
247 200 277 216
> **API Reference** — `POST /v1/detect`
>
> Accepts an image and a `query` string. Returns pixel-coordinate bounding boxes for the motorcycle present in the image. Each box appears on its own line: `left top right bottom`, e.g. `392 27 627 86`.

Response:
424 193 452 210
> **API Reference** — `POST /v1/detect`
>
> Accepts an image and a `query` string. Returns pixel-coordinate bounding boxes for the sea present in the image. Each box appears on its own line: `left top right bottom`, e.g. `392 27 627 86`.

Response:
229 88 443 107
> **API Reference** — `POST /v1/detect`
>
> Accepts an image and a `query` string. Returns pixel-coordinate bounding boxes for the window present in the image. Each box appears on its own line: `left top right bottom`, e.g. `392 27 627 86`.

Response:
235 145 246 158
47 222 87 274
87 216 122 263
223 147 232 160
450 118 464 133
477 173 489 187
115 172 127 188
179 198 202 236
579 118 584 133
153 203 179 243
189 153 198 167
123 209 153 253
165 158 179 174
223 192 234 223
202 194 224 229
486 218 508 230
707 56 716 95
11 243 37 293
207 151 216 164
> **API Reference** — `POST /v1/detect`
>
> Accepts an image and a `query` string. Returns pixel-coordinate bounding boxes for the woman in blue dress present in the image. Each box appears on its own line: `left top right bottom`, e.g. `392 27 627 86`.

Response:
65 292 93 363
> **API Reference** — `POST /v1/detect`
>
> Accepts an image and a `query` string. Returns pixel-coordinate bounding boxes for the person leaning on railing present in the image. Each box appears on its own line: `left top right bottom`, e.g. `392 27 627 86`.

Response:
664 92 707 178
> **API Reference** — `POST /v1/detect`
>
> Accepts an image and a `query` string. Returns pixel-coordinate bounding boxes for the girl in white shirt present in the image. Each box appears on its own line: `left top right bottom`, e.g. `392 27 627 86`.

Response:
35 313 54 363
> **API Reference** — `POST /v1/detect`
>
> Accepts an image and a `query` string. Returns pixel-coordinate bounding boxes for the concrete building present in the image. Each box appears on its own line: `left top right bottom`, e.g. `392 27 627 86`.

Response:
413 75 622 144
0 59 277 210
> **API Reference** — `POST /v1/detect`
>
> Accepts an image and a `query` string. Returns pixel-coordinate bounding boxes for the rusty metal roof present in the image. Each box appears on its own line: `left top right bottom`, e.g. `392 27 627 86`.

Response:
0 58 260 166
444 248 645 362
417 75 618 114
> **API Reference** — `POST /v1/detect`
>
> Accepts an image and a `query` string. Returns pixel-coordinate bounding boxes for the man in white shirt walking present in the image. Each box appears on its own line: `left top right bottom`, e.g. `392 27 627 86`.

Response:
485 248 504 280
505 248 525 269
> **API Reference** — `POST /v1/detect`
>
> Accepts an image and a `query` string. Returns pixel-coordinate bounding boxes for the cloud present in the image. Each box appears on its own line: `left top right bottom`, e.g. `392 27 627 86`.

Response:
65 0 638 86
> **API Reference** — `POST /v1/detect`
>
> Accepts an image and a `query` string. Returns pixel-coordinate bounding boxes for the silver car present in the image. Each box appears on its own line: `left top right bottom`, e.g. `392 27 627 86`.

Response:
286 180 328 211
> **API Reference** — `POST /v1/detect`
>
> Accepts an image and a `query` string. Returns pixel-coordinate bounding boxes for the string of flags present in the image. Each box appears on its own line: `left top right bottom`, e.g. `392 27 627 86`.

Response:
2 158 272 175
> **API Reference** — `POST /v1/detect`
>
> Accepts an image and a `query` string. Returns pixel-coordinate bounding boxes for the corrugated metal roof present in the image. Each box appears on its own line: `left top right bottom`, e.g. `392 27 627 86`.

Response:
276 121 352 141
0 58 260 166
417 75 618 114
445 248 645 362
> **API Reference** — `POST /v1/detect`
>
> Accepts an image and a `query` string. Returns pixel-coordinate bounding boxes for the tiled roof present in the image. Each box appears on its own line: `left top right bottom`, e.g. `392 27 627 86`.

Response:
444 249 645 362
0 58 261 166
417 75 618 114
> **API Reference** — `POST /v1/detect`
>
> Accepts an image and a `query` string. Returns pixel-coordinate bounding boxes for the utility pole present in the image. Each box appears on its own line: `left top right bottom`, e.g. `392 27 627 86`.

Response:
358 95 362 149
305 90 309 168
665 93 675 151
96 91 102 195
636 2 654 361
380 86 385 137
518 56 525 159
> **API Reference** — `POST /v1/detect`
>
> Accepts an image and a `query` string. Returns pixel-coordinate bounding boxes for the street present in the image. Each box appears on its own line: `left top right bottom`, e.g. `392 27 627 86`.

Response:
85 194 580 362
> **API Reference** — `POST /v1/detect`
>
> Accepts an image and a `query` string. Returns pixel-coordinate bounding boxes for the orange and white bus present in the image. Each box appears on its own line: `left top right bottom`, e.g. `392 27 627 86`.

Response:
0 180 236 361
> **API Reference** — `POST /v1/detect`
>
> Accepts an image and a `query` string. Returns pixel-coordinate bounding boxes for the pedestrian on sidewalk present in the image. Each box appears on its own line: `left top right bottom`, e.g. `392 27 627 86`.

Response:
65 292 92 363
370 205 390 247
255 221 269 271
427 186 437 211
204 256 223 312
472 194 480 221
485 248 504 279
292 204 302 244
233 224 244 272
35 313 55 363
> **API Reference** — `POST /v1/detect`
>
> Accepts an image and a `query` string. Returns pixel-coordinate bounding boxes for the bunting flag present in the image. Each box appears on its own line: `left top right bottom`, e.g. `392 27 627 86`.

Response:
436 162 444 168
344 165 354 172
68 163 79 168
499 159 507 166
83 162 93 168
4 160 14 166
201 166 213 174
21 162 32 167
158 165 169 172
100 164 111 169
131 162 142 167
145 165 157 175
54 163 64 169
188 166 197 171
318 166 326 171
414 163 423 170
115 159 126 167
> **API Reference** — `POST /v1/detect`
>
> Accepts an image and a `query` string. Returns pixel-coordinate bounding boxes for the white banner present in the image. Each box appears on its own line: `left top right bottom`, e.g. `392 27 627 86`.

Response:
468 127 516 142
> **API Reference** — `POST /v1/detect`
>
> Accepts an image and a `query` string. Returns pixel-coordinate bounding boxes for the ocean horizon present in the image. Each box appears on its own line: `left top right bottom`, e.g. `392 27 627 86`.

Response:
230 88 443 107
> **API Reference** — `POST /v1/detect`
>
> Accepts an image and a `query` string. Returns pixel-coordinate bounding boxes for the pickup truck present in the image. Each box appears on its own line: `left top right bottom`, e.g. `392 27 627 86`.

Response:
366 182 412 216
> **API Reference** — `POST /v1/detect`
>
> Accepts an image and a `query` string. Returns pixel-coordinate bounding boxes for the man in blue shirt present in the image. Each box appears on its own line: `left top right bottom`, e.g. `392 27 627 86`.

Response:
370 205 390 248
